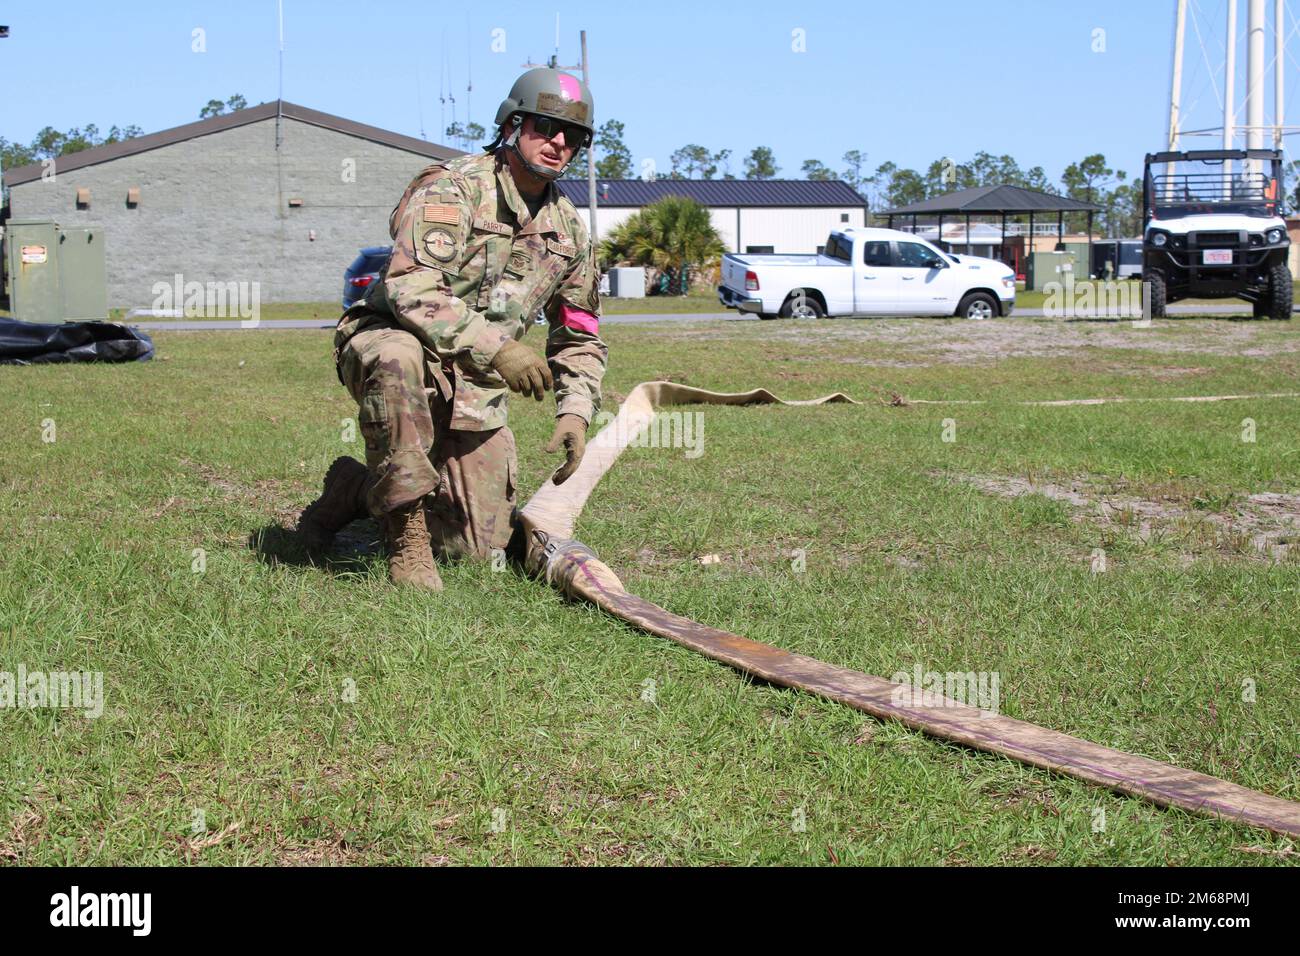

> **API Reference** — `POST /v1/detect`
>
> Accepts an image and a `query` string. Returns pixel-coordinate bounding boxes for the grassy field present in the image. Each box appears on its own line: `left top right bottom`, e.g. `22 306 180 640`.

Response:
1 314 1298 865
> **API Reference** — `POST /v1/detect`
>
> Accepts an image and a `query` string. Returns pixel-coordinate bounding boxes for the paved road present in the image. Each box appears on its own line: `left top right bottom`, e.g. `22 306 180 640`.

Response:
130 302 1291 331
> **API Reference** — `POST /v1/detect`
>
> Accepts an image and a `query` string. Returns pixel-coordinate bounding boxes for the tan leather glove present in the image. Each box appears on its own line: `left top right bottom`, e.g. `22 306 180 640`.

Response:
489 340 553 401
544 414 587 485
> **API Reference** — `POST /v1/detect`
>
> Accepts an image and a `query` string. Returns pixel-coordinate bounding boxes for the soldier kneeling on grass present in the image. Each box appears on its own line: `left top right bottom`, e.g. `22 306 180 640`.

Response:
296 68 608 590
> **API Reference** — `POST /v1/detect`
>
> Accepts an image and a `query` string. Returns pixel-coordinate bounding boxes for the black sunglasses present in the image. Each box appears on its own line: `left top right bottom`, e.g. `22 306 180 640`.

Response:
529 115 588 149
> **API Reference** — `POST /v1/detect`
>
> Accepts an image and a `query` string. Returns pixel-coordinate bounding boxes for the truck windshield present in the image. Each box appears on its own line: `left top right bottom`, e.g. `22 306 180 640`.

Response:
822 234 851 262
1147 158 1281 218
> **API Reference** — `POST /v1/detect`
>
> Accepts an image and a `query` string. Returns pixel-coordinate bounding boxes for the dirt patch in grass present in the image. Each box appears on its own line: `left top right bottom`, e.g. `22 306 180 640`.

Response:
661 319 1300 367
271 834 367 866
944 471 1300 561
180 458 303 524
563 841 639 864
0 802 47 862
886 320 1300 365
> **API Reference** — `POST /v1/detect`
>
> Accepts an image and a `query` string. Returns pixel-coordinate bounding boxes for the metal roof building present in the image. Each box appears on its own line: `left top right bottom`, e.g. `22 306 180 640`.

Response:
880 184 1099 246
557 178 868 255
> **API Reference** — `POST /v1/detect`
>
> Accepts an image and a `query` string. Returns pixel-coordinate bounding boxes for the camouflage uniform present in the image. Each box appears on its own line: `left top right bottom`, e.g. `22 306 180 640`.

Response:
333 150 607 560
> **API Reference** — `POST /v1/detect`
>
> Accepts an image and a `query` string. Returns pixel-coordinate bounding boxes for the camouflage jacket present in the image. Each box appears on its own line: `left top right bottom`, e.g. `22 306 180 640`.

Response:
335 150 607 432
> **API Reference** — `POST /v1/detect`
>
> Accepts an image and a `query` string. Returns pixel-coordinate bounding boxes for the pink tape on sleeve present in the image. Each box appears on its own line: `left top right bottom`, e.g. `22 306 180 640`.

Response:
560 303 600 335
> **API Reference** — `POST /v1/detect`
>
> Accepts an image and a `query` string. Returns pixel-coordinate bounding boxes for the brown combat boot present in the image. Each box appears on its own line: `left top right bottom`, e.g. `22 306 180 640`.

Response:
298 456 370 552
384 501 444 591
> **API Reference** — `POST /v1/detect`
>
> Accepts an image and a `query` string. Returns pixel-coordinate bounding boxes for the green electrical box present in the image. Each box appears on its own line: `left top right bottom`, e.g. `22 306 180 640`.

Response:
3 219 107 324
1027 250 1077 292
1062 241 1091 277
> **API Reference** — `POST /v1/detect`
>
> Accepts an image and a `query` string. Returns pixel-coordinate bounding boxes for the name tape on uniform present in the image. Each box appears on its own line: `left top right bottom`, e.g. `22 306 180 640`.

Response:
474 219 513 236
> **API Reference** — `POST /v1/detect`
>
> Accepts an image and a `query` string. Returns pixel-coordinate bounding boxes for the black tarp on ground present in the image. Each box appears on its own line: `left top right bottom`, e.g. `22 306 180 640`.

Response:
0 318 154 365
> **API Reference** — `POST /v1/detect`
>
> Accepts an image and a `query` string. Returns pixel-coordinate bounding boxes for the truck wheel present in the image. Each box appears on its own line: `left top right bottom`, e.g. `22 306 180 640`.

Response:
956 292 997 320
779 293 825 319
1145 271 1168 318
1266 264 1293 320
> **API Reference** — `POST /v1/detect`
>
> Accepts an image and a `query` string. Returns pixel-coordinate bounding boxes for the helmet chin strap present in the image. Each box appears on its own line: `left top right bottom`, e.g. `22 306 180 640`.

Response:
503 117 570 182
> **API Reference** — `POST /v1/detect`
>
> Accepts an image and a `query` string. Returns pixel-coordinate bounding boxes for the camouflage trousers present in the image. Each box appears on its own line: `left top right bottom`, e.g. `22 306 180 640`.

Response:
337 325 517 561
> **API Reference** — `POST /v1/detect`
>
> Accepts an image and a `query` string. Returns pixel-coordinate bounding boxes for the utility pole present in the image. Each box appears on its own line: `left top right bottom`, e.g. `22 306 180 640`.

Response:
581 31 597 246
0 25 9 212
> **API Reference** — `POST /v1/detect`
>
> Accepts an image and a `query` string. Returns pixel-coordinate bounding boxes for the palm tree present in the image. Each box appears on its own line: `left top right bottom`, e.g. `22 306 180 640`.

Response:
600 196 725 295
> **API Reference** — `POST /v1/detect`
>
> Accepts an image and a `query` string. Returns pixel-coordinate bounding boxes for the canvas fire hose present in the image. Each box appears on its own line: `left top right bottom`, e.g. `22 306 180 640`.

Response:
518 381 1300 839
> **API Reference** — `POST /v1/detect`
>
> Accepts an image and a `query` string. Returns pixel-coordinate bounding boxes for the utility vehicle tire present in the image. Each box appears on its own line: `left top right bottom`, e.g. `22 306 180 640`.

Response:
1146 270 1168 318
1266 264 1293 320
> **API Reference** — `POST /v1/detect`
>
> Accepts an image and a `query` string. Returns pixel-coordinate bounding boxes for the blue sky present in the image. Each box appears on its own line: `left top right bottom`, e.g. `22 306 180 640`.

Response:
2 0 1295 185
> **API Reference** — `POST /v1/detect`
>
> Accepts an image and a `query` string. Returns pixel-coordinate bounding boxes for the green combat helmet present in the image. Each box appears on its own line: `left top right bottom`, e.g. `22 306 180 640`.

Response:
488 67 594 181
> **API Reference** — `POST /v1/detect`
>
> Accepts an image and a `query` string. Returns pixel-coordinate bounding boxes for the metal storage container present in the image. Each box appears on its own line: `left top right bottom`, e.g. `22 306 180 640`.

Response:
3 219 107 323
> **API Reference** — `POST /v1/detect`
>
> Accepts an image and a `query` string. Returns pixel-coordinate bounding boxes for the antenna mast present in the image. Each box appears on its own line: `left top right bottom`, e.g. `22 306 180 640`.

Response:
439 32 448 145
276 0 285 149
467 14 474 143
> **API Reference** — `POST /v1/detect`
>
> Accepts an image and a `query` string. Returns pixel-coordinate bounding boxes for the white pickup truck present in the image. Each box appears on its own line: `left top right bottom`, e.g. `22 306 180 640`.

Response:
717 227 1016 319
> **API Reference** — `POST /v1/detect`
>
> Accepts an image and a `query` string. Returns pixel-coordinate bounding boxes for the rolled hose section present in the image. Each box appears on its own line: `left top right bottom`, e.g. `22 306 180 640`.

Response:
519 381 1300 838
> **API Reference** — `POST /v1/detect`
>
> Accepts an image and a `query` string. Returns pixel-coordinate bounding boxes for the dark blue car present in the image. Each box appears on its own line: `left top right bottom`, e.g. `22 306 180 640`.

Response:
342 246 393 308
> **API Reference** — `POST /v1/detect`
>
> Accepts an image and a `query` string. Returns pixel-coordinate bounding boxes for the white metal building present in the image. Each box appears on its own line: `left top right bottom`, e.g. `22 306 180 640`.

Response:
556 178 868 254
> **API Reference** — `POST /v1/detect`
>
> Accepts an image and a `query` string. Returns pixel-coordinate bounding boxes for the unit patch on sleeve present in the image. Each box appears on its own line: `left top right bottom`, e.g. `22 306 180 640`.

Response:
422 229 458 262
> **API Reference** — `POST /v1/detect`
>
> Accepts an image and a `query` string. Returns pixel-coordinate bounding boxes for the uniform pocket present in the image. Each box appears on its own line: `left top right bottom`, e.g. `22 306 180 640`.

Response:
474 236 511 309
358 390 389 455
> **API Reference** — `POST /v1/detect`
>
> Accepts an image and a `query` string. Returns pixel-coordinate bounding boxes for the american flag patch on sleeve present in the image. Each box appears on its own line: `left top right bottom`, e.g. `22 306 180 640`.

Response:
422 204 460 224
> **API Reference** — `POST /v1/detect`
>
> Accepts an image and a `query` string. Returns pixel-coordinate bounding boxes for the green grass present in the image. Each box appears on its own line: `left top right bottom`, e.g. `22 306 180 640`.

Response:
601 293 722 314
1 315 1297 865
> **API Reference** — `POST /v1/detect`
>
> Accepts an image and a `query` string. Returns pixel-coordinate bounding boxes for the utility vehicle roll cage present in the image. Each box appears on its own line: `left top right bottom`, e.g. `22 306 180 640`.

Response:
1143 148 1285 221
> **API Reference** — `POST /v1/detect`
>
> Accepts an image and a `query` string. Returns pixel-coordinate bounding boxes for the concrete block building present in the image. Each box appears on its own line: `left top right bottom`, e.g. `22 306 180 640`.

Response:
3 101 461 307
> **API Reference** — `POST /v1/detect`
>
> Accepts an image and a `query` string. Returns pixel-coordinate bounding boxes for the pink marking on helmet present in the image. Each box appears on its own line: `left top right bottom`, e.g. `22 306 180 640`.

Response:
557 73 582 101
